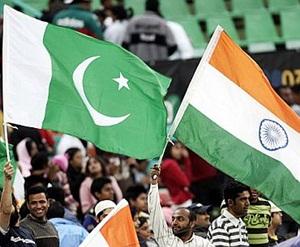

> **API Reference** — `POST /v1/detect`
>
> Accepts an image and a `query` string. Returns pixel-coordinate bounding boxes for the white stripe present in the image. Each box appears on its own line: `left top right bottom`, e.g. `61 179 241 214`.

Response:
190 63 300 182
79 232 110 247
168 25 224 138
3 6 52 128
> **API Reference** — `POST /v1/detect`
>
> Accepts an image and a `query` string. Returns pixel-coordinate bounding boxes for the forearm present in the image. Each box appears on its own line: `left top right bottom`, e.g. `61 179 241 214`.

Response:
0 179 12 214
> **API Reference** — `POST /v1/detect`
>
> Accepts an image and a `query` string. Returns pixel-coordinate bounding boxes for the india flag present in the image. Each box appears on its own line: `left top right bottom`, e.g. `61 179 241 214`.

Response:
3 6 170 159
79 199 140 247
169 26 300 223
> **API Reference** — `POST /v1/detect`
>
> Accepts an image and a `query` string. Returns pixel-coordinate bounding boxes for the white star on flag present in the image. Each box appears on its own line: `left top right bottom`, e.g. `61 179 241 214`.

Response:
113 72 130 90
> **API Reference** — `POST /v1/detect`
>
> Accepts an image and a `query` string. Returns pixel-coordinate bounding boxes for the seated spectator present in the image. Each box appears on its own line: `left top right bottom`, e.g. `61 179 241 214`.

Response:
94 200 116 223
122 0 177 64
125 184 148 217
47 200 88 247
53 0 102 39
135 216 159 247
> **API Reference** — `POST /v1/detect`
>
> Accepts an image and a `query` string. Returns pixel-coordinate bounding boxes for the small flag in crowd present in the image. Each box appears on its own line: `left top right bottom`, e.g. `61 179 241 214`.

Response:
0 141 17 188
3 6 171 159
169 26 300 224
79 199 140 247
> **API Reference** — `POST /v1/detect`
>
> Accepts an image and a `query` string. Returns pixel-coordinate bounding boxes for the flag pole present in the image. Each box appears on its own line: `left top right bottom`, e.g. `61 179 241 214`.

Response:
3 122 11 162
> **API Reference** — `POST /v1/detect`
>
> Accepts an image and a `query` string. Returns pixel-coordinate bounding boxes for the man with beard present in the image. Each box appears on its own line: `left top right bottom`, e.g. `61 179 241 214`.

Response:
148 164 212 246
208 181 250 246
0 162 36 246
20 186 59 247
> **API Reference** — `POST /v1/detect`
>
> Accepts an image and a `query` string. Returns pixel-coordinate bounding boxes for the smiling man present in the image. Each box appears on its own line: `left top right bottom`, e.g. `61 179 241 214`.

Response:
148 165 213 246
20 186 59 247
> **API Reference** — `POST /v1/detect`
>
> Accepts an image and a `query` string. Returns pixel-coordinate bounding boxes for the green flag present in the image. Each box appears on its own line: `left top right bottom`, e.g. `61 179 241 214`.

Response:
0 141 17 188
3 6 171 159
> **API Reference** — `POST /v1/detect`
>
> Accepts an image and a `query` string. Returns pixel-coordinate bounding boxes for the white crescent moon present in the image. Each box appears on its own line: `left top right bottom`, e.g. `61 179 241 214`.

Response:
72 56 130 127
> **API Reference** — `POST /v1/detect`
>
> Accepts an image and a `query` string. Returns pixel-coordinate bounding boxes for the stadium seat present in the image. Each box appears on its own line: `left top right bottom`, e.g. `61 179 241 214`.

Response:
268 0 299 13
280 9 300 49
125 0 145 16
206 15 241 44
177 17 207 57
160 0 190 20
195 0 229 19
244 11 280 52
232 0 265 16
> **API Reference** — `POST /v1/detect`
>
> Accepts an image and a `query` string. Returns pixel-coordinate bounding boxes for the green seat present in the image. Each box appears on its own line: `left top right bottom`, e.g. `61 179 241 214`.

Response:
177 17 207 56
280 9 300 49
160 0 190 20
206 15 241 44
232 0 265 16
195 0 229 19
244 11 279 52
269 0 299 13
125 0 145 16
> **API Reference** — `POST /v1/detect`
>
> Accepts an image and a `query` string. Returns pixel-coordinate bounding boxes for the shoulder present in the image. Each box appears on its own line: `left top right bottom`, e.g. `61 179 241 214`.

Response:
210 215 232 232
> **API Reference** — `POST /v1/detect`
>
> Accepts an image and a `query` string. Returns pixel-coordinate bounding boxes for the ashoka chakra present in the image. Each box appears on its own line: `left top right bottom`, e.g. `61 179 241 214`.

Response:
259 119 288 151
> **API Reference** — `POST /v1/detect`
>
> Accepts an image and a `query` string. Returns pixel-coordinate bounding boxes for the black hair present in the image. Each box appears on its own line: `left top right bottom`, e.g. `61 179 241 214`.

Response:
47 200 65 219
25 185 48 202
136 216 149 228
25 138 36 157
125 184 147 202
223 181 250 207
111 5 128 20
145 0 159 12
47 187 66 206
90 177 112 198
65 147 81 162
31 152 49 171
24 175 49 192
85 156 107 177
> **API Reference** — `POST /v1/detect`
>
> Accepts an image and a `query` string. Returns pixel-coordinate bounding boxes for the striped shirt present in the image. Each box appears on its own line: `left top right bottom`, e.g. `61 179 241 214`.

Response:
148 184 213 247
208 209 249 247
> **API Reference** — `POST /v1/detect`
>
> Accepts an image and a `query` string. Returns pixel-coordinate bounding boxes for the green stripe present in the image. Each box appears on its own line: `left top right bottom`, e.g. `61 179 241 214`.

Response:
175 105 300 224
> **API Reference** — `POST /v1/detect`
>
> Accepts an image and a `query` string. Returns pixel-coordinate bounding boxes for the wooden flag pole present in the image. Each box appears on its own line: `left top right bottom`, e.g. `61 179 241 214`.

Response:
3 122 11 162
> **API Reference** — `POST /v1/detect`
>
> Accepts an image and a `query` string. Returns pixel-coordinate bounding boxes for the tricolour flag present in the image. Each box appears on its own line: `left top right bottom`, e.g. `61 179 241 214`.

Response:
3 6 171 159
79 199 140 247
169 26 300 223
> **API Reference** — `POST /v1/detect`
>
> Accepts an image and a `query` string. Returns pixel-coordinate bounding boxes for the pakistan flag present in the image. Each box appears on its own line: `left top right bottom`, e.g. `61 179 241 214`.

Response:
3 6 171 158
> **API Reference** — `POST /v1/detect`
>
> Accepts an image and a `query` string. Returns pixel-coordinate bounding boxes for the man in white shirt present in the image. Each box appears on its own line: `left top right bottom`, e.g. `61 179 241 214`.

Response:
148 164 213 247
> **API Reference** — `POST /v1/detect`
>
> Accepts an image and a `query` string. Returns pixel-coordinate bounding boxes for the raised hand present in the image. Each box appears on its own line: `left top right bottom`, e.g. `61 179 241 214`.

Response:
150 164 160 185
3 162 14 181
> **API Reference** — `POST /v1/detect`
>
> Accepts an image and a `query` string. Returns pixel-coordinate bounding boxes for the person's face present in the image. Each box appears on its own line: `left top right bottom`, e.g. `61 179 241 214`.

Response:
271 212 282 226
250 189 260 202
70 151 83 169
27 193 49 220
88 158 103 176
279 87 294 106
195 212 210 228
229 191 250 218
97 208 113 222
170 143 184 160
30 142 38 157
96 183 114 201
171 209 194 238
137 222 151 240
131 193 147 212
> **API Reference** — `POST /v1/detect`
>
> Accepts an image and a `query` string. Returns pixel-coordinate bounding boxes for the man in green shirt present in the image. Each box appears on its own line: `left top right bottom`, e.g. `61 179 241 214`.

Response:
53 0 102 39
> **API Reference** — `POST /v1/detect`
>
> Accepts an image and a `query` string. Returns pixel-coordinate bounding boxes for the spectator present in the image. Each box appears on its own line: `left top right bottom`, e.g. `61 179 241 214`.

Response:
268 202 283 246
20 186 59 247
0 162 36 246
80 157 122 214
53 0 102 39
135 216 159 247
16 138 38 177
208 181 250 247
103 5 129 45
94 200 116 223
125 184 148 217
122 0 177 64
65 147 85 204
188 203 212 238
47 201 88 247
41 0 66 23
148 165 212 246
160 142 193 208
243 189 271 247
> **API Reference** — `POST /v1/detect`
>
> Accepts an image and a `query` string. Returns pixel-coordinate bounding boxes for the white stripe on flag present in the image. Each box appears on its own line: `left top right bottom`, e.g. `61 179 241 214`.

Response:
3 6 52 128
